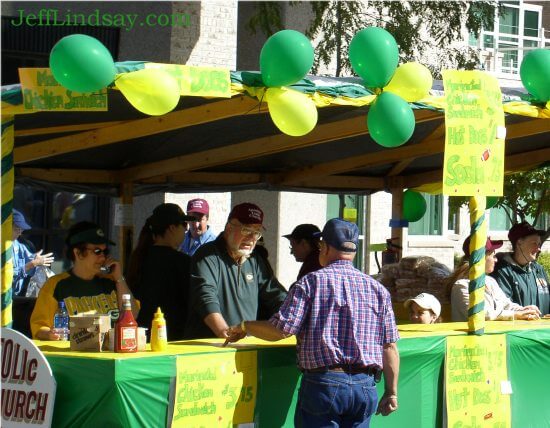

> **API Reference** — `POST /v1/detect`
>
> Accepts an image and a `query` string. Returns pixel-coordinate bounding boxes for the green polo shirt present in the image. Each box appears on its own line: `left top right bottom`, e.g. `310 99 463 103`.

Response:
185 235 287 339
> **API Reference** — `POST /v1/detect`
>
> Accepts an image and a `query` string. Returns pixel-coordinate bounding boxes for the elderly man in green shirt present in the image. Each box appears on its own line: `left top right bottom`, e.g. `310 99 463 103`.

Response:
185 203 287 339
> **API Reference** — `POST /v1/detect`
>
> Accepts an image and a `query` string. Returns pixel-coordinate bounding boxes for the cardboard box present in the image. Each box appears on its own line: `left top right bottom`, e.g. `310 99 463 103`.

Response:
69 314 111 352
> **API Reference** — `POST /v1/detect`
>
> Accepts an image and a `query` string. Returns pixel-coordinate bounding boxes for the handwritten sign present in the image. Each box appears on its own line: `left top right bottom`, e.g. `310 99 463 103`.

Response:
442 70 505 196
144 63 231 98
171 351 257 427
446 335 511 428
18 68 108 112
1 328 57 427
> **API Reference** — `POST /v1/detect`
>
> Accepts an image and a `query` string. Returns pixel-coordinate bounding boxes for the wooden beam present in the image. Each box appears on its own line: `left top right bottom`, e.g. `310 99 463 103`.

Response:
140 171 262 185
401 146 550 189
17 167 116 183
116 113 379 182
14 96 266 164
15 121 128 137
279 175 385 190
275 117 547 186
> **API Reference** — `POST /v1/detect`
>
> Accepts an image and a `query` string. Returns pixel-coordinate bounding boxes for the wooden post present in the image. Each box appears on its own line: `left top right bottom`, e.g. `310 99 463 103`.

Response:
118 183 134 270
390 180 405 262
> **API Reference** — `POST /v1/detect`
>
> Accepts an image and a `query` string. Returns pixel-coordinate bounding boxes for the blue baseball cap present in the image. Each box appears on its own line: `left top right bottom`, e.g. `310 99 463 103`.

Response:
13 209 31 230
314 218 359 253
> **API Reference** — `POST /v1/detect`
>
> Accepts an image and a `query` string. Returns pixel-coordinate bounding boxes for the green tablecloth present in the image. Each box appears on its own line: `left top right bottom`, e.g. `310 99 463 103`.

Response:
40 324 550 427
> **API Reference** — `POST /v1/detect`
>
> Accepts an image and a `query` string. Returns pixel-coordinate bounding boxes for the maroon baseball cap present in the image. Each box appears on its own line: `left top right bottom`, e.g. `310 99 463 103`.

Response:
228 203 264 225
187 198 209 216
508 222 545 245
462 236 503 257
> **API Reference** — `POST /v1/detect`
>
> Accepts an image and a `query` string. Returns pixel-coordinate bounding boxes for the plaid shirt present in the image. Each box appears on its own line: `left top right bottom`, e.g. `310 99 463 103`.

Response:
270 259 399 370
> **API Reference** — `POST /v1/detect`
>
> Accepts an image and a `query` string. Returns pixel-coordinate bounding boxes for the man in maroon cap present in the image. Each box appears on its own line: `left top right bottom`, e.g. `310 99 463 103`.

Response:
179 198 216 256
491 222 549 315
184 202 287 339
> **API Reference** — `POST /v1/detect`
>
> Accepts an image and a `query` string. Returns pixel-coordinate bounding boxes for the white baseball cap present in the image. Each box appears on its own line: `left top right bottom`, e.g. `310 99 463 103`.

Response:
404 293 441 318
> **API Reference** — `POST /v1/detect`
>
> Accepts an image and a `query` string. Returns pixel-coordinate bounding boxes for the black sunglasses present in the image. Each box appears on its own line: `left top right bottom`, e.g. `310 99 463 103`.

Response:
85 247 110 256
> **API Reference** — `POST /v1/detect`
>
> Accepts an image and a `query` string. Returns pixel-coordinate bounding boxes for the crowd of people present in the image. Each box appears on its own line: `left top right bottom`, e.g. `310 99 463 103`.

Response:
10 198 549 426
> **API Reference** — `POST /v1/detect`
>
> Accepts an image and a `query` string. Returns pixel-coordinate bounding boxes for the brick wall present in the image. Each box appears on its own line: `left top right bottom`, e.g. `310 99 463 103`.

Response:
171 1 238 69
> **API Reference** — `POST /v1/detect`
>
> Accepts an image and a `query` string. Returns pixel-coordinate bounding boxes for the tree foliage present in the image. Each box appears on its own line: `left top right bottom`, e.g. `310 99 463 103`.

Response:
246 1 499 77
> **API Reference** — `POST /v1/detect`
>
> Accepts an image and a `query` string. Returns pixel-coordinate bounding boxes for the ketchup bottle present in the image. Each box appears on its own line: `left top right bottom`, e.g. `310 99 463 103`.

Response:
115 294 138 353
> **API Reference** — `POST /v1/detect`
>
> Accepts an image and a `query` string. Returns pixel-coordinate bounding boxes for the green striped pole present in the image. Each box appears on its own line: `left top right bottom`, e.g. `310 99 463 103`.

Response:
1 114 15 327
467 195 487 335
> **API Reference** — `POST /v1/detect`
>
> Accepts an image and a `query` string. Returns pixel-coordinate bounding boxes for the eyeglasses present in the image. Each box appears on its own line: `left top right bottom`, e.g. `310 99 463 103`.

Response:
229 222 262 239
85 247 110 256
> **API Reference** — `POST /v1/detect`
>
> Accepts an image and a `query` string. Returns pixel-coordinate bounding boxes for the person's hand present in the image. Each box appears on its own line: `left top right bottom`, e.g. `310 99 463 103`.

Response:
515 308 540 321
376 392 398 416
222 324 246 347
33 250 54 267
36 328 61 341
523 305 541 315
102 257 122 281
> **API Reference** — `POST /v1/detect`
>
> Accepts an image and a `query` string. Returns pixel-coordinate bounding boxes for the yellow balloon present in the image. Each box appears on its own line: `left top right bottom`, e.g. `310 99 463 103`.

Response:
384 62 433 102
266 88 318 136
116 68 180 116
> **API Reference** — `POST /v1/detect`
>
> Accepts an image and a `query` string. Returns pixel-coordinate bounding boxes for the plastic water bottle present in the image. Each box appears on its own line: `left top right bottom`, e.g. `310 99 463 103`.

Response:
53 301 70 340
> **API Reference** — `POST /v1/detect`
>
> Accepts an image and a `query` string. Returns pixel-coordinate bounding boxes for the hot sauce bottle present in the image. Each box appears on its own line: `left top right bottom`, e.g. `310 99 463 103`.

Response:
115 294 137 353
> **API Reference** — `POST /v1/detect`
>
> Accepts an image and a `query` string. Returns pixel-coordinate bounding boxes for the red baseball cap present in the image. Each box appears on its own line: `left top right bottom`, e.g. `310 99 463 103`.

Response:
508 222 545 246
187 198 209 216
228 203 264 225
462 236 503 257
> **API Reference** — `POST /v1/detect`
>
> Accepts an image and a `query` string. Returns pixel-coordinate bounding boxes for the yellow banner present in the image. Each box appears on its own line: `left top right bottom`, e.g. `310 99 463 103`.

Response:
18 68 108 111
446 335 511 428
172 350 257 427
442 70 505 196
144 63 231 98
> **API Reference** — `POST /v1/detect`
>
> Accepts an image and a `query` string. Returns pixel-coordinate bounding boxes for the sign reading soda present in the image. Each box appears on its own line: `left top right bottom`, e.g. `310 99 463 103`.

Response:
1 328 56 427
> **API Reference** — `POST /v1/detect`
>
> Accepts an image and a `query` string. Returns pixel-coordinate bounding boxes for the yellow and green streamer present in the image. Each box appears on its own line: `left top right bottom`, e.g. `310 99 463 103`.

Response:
467 196 487 335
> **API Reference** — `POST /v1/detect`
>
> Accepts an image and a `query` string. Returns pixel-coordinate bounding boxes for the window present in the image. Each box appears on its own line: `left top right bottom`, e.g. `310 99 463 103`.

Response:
468 0 542 76
13 185 110 272
408 193 443 236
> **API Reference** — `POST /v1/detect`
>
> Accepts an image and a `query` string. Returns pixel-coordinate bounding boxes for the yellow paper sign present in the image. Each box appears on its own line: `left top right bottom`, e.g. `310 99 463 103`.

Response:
343 208 357 223
144 63 231 98
18 68 108 111
172 351 257 427
442 70 505 196
446 335 511 428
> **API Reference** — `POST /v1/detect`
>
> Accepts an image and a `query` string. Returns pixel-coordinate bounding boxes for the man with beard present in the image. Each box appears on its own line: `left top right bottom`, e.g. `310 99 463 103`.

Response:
179 198 216 256
184 203 287 339
491 222 549 315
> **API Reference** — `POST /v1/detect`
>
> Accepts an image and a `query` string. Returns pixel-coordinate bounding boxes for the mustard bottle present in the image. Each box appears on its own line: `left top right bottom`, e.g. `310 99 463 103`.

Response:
151 307 168 352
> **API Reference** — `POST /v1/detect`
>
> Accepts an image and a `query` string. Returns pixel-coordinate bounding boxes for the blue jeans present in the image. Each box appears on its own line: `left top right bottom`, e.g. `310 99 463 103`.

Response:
295 371 378 428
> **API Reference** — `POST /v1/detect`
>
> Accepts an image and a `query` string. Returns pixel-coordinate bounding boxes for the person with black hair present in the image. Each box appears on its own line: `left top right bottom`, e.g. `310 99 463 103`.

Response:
126 203 195 340
283 224 322 281
30 221 138 340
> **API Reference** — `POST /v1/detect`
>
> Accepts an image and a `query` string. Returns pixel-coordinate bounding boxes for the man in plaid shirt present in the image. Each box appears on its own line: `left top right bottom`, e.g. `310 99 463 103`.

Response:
225 218 400 427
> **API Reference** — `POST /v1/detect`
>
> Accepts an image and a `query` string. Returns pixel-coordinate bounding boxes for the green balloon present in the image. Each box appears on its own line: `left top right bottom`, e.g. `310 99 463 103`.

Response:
349 27 399 88
50 34 116 93
520 49 550 101
402 190 427 223
260 30 314 87
367 92 415 147
486 196 500 209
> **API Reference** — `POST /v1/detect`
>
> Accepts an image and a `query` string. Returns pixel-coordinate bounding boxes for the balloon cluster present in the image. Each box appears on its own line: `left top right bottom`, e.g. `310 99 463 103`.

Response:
520 49 550 103
49 34 180 116
260 30 317 136
349 27 433 148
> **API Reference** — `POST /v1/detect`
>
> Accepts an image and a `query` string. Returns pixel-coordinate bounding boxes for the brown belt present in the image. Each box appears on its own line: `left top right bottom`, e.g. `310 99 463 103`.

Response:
304 364 379 375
